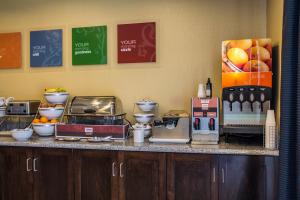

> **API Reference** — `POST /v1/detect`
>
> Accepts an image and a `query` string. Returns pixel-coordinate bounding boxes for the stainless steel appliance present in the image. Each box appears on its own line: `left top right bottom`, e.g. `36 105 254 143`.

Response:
56 96 129 140
6 100 40 115
191 97 219 144
149 110 190 143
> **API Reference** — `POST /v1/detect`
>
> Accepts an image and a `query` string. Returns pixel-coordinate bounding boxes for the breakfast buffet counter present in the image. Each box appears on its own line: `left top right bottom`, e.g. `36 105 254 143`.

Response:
0 136 279 156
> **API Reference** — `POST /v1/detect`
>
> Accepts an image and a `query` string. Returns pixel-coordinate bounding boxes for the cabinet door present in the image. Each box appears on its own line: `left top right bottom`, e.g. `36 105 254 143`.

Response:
33 148 73 200
119 152 166 200
167 153 218 200
0 147 33 200
74 150 118 200
219 155 267 200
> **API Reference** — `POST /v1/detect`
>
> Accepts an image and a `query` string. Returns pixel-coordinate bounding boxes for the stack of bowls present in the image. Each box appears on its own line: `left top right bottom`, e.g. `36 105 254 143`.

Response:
33 91 68 137
133 99 157 140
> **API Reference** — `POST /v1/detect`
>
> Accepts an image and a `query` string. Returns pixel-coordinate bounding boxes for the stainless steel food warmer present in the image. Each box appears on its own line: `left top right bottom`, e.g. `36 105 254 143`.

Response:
55 96 129 140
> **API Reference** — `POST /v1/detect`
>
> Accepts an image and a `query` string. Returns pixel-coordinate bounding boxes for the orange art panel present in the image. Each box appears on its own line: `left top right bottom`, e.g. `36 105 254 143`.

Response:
222 72 272 88
222 38 272 88
0 32 22 69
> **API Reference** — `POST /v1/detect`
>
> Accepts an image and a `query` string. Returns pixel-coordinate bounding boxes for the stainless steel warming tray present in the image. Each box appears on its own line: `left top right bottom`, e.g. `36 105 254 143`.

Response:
55 96 129 140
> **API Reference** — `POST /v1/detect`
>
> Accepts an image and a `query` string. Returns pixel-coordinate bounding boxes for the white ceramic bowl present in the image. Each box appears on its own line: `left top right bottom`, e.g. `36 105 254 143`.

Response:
132 123 152 137
134 113 154 124
32 123 55 136
11 128 33 141
136 100 157 112
44 92 69 104
39 107 64 120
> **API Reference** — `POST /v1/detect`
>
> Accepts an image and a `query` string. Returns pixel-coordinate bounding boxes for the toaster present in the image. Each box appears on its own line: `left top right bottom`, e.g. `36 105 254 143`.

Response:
6 100 40 115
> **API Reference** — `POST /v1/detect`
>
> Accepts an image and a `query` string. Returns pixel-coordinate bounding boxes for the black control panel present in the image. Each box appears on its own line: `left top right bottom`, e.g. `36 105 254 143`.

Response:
222 86 272 112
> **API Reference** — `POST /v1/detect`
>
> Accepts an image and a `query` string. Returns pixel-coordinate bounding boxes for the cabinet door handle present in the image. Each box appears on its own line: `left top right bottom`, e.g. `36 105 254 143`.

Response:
33 158 38 172
213 167 216 183
222 168 225 183
119 162 124 178
26 158 32 172
112 162 116 177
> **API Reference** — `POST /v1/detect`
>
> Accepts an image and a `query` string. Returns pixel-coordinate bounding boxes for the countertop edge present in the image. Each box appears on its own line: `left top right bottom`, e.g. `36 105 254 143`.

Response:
0 138 279 156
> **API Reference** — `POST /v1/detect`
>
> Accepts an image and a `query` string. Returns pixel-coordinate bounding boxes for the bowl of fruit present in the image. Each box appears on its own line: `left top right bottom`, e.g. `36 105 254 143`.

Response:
44 88 69 104
32 117 58 136
39 103 64 120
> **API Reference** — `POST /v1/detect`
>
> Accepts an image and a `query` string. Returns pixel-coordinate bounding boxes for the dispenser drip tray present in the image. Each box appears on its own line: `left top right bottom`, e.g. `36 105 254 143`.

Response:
222 125 264 144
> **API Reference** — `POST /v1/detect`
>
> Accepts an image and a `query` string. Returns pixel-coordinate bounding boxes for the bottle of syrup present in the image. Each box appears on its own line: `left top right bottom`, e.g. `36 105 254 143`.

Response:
206 78 212 98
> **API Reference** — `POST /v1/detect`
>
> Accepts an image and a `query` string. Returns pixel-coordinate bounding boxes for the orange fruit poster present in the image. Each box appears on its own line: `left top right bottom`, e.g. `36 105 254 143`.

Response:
222 38 272 88
0 32 22 69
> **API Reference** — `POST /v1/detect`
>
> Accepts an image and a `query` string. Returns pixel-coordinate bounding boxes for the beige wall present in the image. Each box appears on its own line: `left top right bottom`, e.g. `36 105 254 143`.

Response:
0 0 267 119
267 0 283 122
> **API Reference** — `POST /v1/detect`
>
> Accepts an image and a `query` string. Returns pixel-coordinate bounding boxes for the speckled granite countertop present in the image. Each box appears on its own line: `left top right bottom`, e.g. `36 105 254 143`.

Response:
0 136 279 156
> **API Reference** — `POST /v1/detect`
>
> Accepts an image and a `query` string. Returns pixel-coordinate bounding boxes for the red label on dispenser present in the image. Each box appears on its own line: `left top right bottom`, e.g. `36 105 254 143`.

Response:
194 112 203 117
207 112 217 118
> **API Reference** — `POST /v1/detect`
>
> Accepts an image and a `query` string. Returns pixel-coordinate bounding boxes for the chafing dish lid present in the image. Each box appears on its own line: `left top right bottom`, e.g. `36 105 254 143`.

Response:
69 96 119 115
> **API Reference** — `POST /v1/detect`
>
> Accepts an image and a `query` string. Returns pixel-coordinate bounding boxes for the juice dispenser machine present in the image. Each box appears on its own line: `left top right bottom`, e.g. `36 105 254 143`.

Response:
221 38 273 141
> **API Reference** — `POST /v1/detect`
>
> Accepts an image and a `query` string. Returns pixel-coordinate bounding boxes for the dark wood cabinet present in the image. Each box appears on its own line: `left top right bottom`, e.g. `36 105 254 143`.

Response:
0 147 73 200
33 148 74 200
218 155 278 200
167 153 218 200
74 150 118 200
74 150 166 200
119 152 166 200
0 147 278 200
0 147 33 200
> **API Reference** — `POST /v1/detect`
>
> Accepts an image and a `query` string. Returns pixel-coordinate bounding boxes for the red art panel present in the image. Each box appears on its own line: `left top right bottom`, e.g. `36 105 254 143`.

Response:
0 32 22 69
118 22 156 63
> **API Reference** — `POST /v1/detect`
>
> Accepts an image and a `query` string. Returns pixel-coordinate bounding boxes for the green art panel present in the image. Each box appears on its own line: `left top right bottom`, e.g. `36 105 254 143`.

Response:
72 26 107 65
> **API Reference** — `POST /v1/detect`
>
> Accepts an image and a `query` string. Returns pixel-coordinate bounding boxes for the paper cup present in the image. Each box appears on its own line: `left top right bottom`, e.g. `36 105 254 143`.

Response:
134 129 144 143
197 84 206 98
